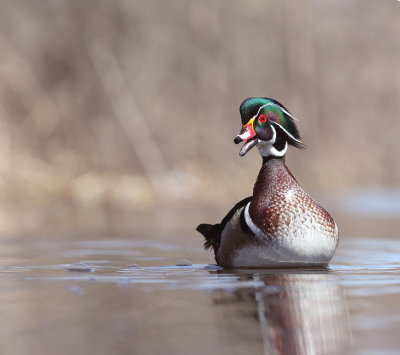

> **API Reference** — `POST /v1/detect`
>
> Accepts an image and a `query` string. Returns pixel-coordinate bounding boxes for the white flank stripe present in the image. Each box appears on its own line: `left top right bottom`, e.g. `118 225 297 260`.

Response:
244 202 266 239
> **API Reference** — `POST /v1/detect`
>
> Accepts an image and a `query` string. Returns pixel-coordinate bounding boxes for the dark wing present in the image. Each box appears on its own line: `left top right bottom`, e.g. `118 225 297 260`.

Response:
196 196 253 254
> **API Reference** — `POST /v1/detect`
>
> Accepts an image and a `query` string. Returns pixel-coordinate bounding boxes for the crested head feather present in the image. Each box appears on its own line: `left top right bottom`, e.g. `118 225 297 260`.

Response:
239 97 306 150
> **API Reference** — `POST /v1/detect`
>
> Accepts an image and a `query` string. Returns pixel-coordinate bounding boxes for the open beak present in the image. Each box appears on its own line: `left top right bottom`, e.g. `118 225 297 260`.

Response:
233 117 258 156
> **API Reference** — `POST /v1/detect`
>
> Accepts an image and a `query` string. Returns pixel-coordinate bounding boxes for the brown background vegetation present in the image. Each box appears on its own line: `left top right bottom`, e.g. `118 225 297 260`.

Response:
0 0 399 238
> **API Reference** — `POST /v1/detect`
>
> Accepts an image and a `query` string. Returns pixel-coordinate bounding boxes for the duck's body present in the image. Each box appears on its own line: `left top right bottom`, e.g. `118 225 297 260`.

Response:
197 97 338 268
206 157 337 268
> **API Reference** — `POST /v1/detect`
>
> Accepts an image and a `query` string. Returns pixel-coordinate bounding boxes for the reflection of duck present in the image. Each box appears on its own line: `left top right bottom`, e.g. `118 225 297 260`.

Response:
197 98 338 267
211 270 351 355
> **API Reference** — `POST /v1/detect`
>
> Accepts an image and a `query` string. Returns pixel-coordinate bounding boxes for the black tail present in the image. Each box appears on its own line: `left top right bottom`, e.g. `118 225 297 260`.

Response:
196 223 221 252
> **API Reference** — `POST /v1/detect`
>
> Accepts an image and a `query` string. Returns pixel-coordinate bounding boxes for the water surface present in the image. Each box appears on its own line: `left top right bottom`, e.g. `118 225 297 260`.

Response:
0 236 399 355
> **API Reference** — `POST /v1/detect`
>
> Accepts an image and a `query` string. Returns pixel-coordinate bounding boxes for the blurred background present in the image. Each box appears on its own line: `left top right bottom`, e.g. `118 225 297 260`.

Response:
0 0 399 241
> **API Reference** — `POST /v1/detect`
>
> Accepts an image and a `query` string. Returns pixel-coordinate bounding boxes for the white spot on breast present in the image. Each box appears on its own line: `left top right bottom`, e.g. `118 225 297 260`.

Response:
284 189 295 202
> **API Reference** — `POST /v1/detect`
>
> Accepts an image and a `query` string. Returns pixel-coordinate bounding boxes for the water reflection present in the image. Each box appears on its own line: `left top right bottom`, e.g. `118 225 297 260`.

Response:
1 237 397 355
212 270 351 355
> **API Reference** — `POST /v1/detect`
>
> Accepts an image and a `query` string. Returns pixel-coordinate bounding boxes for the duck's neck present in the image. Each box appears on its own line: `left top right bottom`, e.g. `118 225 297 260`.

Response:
262 155 286 166
252 156 297 204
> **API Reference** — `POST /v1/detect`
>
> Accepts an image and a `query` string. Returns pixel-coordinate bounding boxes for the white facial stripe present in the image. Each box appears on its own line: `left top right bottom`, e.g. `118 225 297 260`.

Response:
252 103 275 119
270 121 302 143
252 102 299 122
281 108 299 121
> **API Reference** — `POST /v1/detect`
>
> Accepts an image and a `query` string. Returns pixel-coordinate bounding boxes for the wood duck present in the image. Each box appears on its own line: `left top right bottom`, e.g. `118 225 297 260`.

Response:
197 97 338 268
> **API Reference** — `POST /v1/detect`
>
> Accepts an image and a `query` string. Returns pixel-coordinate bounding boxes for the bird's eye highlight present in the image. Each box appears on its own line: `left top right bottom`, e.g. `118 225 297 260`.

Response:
258 114 267 123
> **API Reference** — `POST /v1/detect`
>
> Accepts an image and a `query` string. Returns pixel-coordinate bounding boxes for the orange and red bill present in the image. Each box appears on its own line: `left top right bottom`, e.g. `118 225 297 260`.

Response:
234 117 258 156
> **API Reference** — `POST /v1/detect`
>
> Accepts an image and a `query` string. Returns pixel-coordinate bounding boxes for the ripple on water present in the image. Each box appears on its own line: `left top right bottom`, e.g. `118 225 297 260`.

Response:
0 236 399 354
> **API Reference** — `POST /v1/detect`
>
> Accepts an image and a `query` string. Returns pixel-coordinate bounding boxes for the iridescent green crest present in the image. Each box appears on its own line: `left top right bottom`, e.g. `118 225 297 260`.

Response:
239 97 305 149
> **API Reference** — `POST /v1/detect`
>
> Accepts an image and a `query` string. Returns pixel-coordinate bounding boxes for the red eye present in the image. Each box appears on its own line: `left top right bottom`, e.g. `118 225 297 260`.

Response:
258 114 267 123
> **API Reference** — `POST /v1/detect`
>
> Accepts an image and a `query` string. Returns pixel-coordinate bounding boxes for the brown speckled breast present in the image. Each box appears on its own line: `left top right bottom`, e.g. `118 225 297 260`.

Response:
249 157 337 243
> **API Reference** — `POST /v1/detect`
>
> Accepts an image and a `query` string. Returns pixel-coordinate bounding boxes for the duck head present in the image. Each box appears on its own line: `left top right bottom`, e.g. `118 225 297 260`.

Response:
234 97 305 157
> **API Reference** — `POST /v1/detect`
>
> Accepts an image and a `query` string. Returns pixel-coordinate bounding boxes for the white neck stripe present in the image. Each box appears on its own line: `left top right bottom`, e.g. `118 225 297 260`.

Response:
257 125 288 157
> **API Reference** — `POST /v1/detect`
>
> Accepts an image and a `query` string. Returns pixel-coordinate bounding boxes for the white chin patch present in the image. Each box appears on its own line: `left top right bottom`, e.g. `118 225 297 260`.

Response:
258 140 288 157
257 125 288 157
